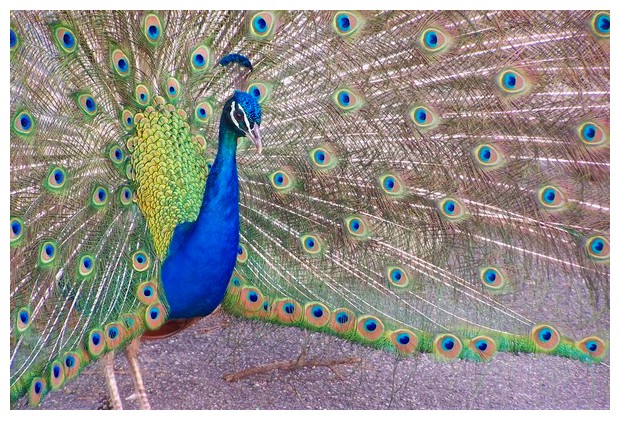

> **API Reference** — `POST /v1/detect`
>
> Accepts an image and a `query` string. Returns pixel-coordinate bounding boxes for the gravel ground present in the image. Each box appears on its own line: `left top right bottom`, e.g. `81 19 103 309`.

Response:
23 310 609 410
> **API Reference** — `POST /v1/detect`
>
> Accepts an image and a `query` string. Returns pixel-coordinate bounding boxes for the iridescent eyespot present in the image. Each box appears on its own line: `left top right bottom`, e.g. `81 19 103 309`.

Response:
473 144 504 169
250 11 276 38
498 68 528 95
470 336 497 360
206 157 214 174
53 25 77 54
269 170 294 191
438 197 465 220
236 244 248 263
10 27 19 51
13 110 34 136
165 77 180 100
45 166 67 191
329 308 356 333
121 109 135 131
91 186 109 207
16 307 31 332
410 105 439 129
194 101 213 124
49 359 65 389
143 13 163 44
135 84 151 106
246 82 272 104
434 334 463 360
119 186 133 206
333 11 363 36
479 266 506 290
344 216 370 239
77 93 97 116
309 146 338 170
240 287 264 312
577 336 606 358
577 121 608 147
387 266 410 288
39 240 57 266
300 234 323 255
585 235 609 262
275 298 302 323
132 250 150 271
333 88 363 112
419 27 450 53
379 173 405 197
29 377 46 406
137 281 158 304
190 45 210 73
537 185 568 211
357 316 385 341
78 254 95 277
111 48 130 77
304 302 330 327
145 303 166 330
532 324 560 350
591 12 610 38
390 329 419 354
10 217 24 244
108 145 125 166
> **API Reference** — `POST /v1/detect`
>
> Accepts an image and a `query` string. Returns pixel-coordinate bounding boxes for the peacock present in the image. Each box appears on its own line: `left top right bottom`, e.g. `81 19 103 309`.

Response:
10 10 610 409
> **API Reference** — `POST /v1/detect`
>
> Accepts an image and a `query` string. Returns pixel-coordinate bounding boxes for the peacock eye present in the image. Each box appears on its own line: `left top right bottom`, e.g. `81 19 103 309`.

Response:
234 110 244 122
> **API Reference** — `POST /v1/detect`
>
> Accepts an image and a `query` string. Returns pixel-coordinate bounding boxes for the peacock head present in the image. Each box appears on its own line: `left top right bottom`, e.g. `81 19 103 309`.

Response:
223 90 262 154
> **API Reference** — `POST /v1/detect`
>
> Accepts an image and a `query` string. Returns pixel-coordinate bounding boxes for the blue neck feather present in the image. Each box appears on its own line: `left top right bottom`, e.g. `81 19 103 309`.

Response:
161 116 241 319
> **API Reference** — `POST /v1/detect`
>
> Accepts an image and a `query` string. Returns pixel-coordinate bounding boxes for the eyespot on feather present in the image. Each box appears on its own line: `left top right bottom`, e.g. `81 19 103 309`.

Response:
91 186 109 208
195 101 214 124
356 315 385 341
246 82 272 104
87 329 106 357
77 254 95 278
300 234 323 255
473 144 504 169
269 169 294 192
390 329 419 354
29 377 46 406
137 281 158 304
142 13 164 44
584 235 609 262
387 266 410 288
577 121 609 147
165 77 181 101
121 109 135 131
275 298 302 323
434 334 463 360
249 11 276 39
105 322 126 350
52 25 77 54
410 105 439 130
378 173 405 197
537 185 568 211
497 68 529 95
329 308 356 333
344 215 370 239
111 48 130 77
469 336 497 360
304 302 330 327
135 84 151 106
77 93 97 116
332 88 363 112
576 336 606 358
10 217 24 245
479 266 507 290
333 11 364 36
438 197 466 220
419 27 451 54
45 166 67 191
591 12 610 38
190 45 211 73
16 306 31 332
39 240 57 267
532 325 560 351
240 286 264 313
145 303 166 330
13 110 34 136
62 352 81 380
132 250 151 272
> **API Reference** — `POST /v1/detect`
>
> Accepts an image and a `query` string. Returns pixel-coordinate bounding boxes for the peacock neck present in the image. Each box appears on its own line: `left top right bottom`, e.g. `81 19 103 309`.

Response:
195 120 240 228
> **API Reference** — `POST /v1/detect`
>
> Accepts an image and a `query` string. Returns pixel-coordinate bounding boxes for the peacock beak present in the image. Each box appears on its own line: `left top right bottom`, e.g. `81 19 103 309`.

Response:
246 123 262 154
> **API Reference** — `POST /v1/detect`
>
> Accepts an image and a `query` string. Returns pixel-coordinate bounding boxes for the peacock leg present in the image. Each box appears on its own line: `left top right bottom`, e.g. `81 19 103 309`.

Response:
125 337 151 410
101 351 123 410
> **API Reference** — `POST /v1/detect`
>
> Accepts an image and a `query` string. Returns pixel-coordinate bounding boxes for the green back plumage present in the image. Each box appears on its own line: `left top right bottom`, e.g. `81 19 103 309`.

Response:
10 10 609 408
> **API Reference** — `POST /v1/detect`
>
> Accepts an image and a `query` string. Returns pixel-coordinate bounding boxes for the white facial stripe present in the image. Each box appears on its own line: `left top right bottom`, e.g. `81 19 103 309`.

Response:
230 101 240 130
237 104 252 132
